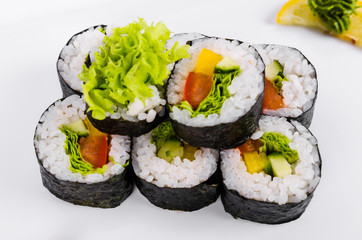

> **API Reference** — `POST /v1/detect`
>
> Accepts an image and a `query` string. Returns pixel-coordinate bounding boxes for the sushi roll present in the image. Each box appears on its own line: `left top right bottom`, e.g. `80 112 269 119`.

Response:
57 25 107 97
220 116 321 224
79 19 190 136
254 44 318 127
34 95 133 208
167 37 265 149
132 120 220 211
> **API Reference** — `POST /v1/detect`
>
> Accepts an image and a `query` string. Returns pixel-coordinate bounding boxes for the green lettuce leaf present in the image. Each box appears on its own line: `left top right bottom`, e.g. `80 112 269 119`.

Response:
308 0 360 34
151 121 176 152
61 127 107 175
79 18 190 120
99 27 106 34
271 71 288 94
260 132 299 164
176 68 241 118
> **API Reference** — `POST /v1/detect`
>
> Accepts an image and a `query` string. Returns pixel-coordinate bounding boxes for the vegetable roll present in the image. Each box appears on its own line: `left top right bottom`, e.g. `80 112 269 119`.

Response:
167 37 265 149
79 19 190 136
34 95 133 208
57 25 107 97
254 44 318 127
220 116 321 224
132 120 220 211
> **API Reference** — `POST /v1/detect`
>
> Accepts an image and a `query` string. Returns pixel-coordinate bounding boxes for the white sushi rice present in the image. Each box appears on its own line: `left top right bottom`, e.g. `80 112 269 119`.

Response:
167 38 264 127
220 116 320 205
254 44 317 118
34 95 131 184
132 132 219 188
105 85 166 123
57 26 106 93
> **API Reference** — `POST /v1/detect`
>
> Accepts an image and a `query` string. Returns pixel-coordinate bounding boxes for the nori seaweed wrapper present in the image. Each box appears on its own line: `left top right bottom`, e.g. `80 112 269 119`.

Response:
34 95 133 208
255 44 318 128
86 106 167 137
134 168 221 211
37 157 133 208
221 184 315 224
171 94 263 150
220 120 322 224
57 24 107 98
168 37 265 150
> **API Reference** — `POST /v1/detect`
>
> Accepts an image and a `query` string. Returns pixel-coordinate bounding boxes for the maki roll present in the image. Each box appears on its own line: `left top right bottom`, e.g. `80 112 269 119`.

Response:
34 95 133 208
220 116 321 224
254 44 318 127
167 37 265 149
132 120 220 211
57 25 107 97
79 19 190 136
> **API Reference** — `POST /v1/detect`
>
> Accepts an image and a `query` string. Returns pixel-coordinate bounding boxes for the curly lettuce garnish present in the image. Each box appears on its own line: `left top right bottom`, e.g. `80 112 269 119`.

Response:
260 132 299 164
79 18 190 120
61 128 107 175
308 0 360 34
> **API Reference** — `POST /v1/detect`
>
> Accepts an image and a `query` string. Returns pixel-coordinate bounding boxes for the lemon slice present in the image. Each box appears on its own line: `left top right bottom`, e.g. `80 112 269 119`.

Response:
277 0 362 47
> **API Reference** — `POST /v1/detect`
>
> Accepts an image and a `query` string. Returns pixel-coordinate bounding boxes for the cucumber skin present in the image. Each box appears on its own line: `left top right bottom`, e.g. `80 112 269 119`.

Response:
214 57 240 74
157 139 184 163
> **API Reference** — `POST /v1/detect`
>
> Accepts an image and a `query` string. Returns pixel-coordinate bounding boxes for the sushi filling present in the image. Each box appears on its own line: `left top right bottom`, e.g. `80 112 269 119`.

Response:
237 132 299 178
57 26 106 93
34 95 131 184
132 121 219 188
167 38 264 127
221 116 320 204
255 44 317 118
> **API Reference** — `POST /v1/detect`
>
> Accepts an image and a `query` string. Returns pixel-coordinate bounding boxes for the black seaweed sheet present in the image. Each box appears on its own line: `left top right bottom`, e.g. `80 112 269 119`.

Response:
134 168 221 211
34 96 133 208
37 159 133 208
87 107 167 137
57 24 107 98
256 44 318 128
220 121 322 224
221 184 315 224
168 37 265 150
171 93 263 150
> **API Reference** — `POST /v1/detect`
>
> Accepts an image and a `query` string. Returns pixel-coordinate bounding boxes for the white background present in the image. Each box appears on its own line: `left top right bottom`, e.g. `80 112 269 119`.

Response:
1 0 361 239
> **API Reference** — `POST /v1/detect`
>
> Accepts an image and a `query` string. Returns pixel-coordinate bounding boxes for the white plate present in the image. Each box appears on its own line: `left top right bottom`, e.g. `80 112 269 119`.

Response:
1 0 361 239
